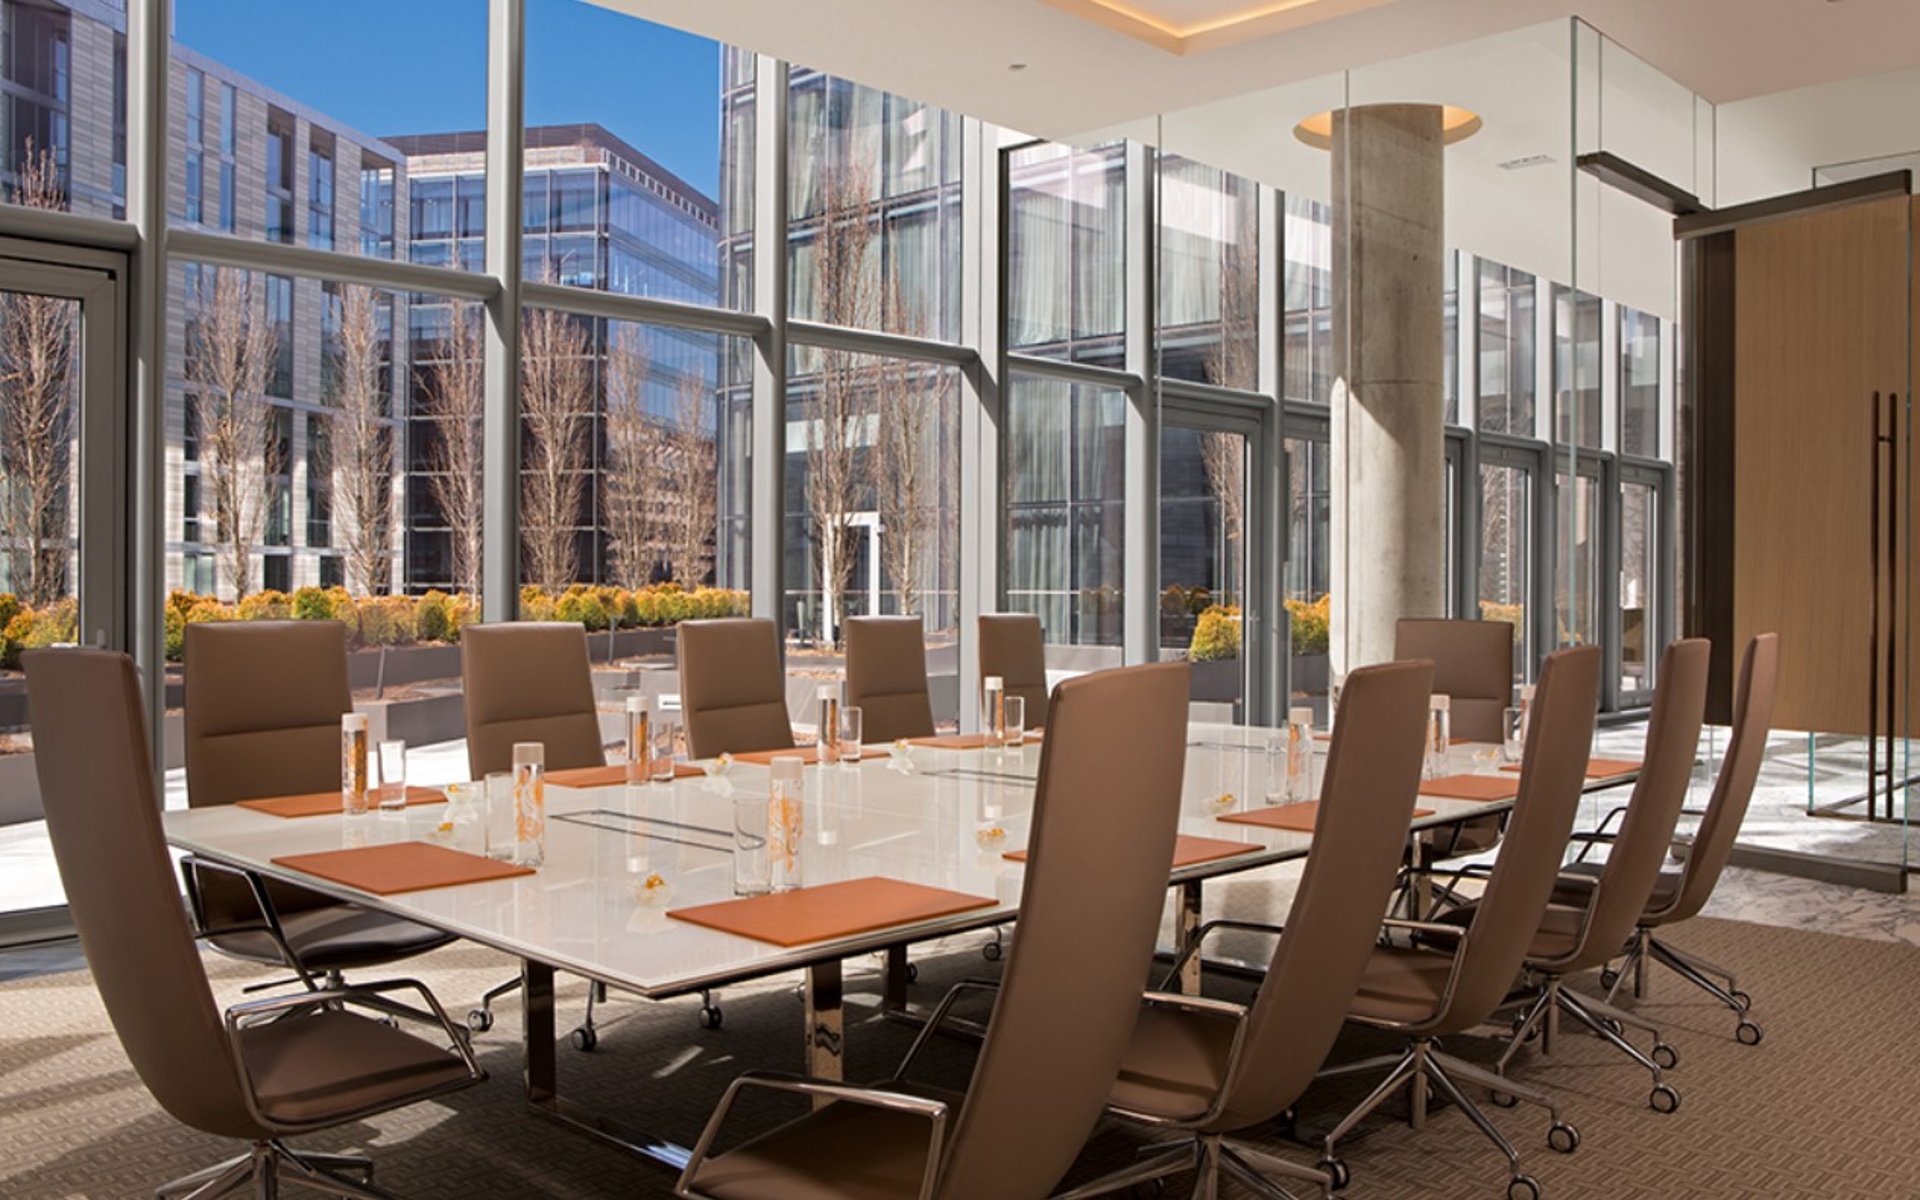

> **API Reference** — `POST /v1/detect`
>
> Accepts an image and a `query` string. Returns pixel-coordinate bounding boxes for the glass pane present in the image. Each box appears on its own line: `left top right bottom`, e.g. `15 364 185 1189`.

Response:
172 1 486 268
1160 423 1248 719
1283 195 1333 405
0 2 126 220
0 285 82 917
1157 155 1257 388
1004 373 1124 668
1555 470 1600 647
1620 479 1659 696
1476 259 1536 436
1284 436 1331 719
1619 307 1660 458
1478 463 1532 680
787 71 962 340
524 0 738 308
1554 286 1603 448
1007 142 1126 369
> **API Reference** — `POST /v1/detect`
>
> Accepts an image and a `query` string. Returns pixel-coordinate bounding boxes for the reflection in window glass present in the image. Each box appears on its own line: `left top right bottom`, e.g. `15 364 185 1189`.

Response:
1159 423 1248 716
1443 252 1458 425
1282 195 1333 404
1284 436 1331 713
1477 260 1535 436
1554 287 1602 448
1620 307 1660 458
1005 374 1125 655
1157 155 1257 388
1479 463 1532 678
1556 470 1600 647
1008 142 1126 368
1620 479 1659 695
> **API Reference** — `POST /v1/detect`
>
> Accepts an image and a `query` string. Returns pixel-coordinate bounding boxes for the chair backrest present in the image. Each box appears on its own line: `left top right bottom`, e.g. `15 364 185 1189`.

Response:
23 650 261 1142
1439 644 1599 1027
1208 658 1434 1134
843 616 936 742
1558 638 1709 968
1393 618 1514 743
1662 632 1779 923
461 622 604 777
676 618 794 759
934 661 1189 1200
183 620 351 808
978 613 1050 728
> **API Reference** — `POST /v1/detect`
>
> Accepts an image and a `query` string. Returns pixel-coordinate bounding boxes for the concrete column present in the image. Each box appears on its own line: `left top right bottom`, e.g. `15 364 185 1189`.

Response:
1329 103 1448 675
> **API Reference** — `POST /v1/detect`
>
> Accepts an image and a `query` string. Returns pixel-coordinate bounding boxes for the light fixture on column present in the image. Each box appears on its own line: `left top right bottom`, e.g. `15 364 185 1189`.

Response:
1292 105 1482 149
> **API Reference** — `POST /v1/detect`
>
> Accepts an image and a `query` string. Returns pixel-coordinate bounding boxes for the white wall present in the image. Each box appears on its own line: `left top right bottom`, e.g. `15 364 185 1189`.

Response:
1716 65 1920 207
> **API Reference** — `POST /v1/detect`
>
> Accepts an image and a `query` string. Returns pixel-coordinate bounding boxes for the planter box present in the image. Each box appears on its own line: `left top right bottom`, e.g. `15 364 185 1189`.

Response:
1189 658 1244 704
348 644 463 691
1292 654 1330 698
0 752 40 825
355 692 467 749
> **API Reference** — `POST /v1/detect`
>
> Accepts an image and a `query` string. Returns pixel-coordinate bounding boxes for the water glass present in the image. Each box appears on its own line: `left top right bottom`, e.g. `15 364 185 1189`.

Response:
732 794 770 896
651 718 678 783
769 756 805 892
441 782 484 854
1502 706 1526 764
483 771 516 861
1003 695 1026 747
377 739 407 811
513 742 546 868
1285 706 1315 803
1264 730 1287 806
1425 695 1452 780
340 713 370 817
839 705 864 764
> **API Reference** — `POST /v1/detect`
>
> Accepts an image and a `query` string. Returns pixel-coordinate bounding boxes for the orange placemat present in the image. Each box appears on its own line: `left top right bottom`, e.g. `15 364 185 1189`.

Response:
271 841 532 895
667 876 996 947
1418 774 1522 801
1219 800 1434 834
1500 757 1640 780
237 785 447 819
1004 833 1257 869
546 762 703 788
730 745 821 767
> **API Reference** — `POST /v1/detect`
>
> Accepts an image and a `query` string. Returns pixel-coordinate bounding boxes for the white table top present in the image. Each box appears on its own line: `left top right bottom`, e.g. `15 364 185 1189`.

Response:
161 724 1543 999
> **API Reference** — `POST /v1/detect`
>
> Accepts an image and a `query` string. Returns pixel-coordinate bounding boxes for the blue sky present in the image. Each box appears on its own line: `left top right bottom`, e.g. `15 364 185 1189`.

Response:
173 0 726 198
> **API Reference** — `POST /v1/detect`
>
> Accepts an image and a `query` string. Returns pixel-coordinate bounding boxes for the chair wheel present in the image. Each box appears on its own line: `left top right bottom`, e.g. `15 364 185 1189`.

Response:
1490 1089 1518 1108
466 1009 493 1033
1731 990 1753 1012
1736 1019 1763 1046
906 962 919 984
1649 1083 1680 1114
1547 1121 1579 1154
1507 1174 1541 1200
570 1025 597 1052
1599 968 1619 991
699 1005 724 1030
1652 1042 1679 1070
1600 1018 1624 1037
1318 1158 1350 1191
982 941 1002 962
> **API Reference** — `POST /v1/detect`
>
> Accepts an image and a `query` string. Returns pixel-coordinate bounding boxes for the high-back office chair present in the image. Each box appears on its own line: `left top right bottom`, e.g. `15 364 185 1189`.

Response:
25 649 482 1200
844 616 937 742
1318 644 1601 1200
1462 639 1709 1115
1568 632 1779 1046
1053 659 1434 1200
677 617 795 759
1392 618 1516 914
676 662 1192 1200
460 621 605 777
182 621 454 982
978 613 1049 729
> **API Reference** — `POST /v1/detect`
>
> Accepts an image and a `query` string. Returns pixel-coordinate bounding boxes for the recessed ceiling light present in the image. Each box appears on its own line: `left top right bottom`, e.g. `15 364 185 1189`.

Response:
1293 106 1483 150
1009 62 1028 71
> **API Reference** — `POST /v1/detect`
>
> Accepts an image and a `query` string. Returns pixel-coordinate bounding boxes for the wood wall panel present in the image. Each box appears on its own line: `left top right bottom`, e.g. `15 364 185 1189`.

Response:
1733 197 1909 736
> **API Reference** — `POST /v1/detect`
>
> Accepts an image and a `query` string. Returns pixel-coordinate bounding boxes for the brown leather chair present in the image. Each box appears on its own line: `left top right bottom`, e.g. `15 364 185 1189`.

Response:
1318 644 1601 1199
460 621 605 777
182 621 454 978
678 617 795 759
1566 632 1779 1047
1454 638 1709 1116
24 648 481 1200
844 616 937 743
978 613 1049 729
1053 658 1435 1200
675 661 1192 1200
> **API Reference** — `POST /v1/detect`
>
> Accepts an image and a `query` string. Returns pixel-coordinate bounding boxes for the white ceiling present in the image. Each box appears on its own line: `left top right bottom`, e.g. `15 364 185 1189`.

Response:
599 0 1920 143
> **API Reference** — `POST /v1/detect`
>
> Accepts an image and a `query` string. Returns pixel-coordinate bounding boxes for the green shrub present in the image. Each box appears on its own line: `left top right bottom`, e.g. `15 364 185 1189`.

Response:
414 591 453 643
291 586 334 622
0 611 29 669
164 604 187 662
446 593 477 642
554 589 610 631
1286 594 1330 657
0 593 20 632
1479 599 1525 644
236 589 290 622
167 590 201 620
1188 605 1242 662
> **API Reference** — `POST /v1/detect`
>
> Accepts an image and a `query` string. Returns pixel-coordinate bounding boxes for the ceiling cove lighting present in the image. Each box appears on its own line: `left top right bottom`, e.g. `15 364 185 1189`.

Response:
1292 105 1483 150
1042 0 1393 55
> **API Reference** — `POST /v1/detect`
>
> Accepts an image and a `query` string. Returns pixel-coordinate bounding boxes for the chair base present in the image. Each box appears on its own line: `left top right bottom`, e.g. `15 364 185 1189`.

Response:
1604 930 1762 1044
1321 1038 1572 1194
1497 977 1680 1111
156 1140 390 1200
1052 1134 1332 1200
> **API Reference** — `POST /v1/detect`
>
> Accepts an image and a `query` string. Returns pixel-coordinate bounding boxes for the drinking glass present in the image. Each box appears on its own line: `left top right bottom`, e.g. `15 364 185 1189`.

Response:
732 794 770 896
483 771 516 861
377 739 407 812
1502 706 1526 764
839 705 864 764
651 718 678 784
340 713 370 817
1003 695 1026 748
769 756 805 892
513 742 546 868
1264 730 1287 806
1425 695 1452 780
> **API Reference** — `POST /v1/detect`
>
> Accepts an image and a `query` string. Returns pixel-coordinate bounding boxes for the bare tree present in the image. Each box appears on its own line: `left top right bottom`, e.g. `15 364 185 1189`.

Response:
0 145 74 604
520 307 593 592
326 284 393 595
869 279 942 616
602 325 657 589
804 156 881 643
1198 199 1259 594
420 302 484 596
665 375 716 589
187 266 278 599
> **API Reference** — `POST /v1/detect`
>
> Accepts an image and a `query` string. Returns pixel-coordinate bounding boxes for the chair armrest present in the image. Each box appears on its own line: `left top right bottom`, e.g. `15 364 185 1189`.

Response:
1141 991 1247 1021
225 977 482 1078
895 978 1001 1081
678 1071 949 1200
180 855 318 989
1158 918 1286 991
1380 917 1466 941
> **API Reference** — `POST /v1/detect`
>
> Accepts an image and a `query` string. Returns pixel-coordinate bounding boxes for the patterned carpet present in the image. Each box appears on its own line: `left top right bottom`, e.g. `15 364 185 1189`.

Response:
1 914 1916 1199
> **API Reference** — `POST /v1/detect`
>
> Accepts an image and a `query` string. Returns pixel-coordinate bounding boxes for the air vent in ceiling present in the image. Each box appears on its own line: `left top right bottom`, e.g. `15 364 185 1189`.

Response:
1499 154 1556 171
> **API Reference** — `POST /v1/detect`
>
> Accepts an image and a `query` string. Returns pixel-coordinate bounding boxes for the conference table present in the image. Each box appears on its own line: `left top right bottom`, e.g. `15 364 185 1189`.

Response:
161 722 1635 1169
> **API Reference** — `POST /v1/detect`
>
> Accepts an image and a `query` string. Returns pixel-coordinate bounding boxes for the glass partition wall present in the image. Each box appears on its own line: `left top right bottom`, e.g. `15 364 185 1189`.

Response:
0 5 1722 933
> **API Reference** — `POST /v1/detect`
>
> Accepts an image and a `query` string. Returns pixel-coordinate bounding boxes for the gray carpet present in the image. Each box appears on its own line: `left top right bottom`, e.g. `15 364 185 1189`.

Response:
1 915 1916 1198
